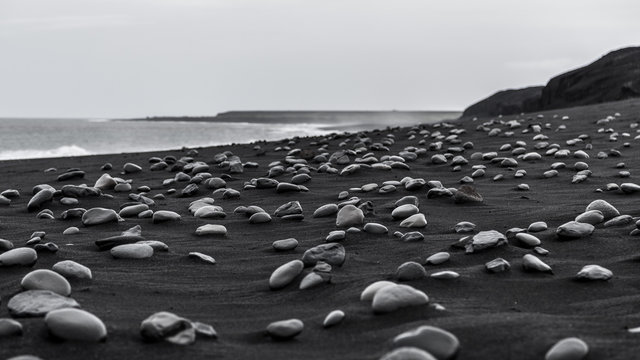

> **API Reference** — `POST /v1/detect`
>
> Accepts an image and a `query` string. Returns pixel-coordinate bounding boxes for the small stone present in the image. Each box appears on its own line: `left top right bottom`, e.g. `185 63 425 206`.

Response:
380 347 437 360
313 203 339 218
299 272 330 289
363 223 388 234
391 204 419 219
326 230 346 242
63 227 80 235
556 221 594 240
301 243 346 266
45 308 107 342
323 310 345 328
399 213 427 228
466 230 507 253
392 325 460 360
195 224 227 236
575 210 604 225
0 248 37 266
372 284 429 313
52 260 92 280
8 290 79 317
0 318 23 337
395 261 427 281
266 319 304 340
361 280 396 301
140 311 192 341
401 231 424 242
188 252 216 264
336 205 364 227
152 210 181 223
575 264 612 281
585 199 619 220
528 221 548 232
82 207 120 226
274 201 303 217
249 212 272 224
269 260 304 289
515 233 541 247
485 258 510 273
454 221 476 233
123 162 142 174
522 254 552 273
545 337 589 360
426 252 450 265
111 244 154 259
273 238 298 251
603 214 633 227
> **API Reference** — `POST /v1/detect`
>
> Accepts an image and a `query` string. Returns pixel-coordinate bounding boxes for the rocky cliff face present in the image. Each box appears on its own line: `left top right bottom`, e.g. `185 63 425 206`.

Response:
463 46 640 118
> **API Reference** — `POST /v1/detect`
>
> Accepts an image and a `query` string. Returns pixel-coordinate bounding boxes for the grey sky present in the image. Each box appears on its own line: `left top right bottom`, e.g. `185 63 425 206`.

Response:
0 0 638 118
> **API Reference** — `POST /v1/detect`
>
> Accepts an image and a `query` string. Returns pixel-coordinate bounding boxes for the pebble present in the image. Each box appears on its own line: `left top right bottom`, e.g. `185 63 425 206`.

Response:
603 214 633 227
620 182 640 194
272 238 298 251
266 319 304 340
466 230 507 253
299 271 330 289
137 240 169 251
485 258 510 273
431 271 460 279
395 261 427 281
360 280 397 301
575 264 613 281
372 284 429 313
363 223 388 234
391 204 419 219
522 254 552 273
454 221 476 233
140 311 192 341
52 260 92 280
545 337 589 360
111 244 154 259
152 210 181 223
323 310 345 328
119 204 149 218
123 162 142 174
188 252 216 264
556 221 594 240
392 325 460 360
515 233 542 247
8 290 79 317
399 213 427 228
401 231 424 242
336 204 364 227
0 248 37 266
63 226 80 235
249 212 272 224
274 201 303 217
380 347 437 360
269 260 304 289
301 243 346 266
574 210 604 225
326 230 346 242
82 207 120 226
195 224 227 236
45 308 107 342
0 318 23 337
313 203 339 217
585 199 619 220
528 221 548 232
426 252 450 265
27 189 54 212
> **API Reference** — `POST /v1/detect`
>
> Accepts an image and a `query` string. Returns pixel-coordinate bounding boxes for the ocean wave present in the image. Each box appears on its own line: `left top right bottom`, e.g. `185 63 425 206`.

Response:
0 145 92 160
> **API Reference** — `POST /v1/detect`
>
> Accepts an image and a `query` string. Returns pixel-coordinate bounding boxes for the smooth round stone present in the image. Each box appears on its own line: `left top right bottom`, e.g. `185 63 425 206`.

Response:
515 233 541 247
574 210 604 225
45 308 107 342
138 209 153 218
517 183 530 191
19 269 64 296
313 203 339 218
249 212 272 224
392 204 419 219
430 271 460 279
454 221 476 233
556 221 594 240
323 310 345 328
522 254 552 273
301 243 345 266
528 221 548 232
620 182 640 194
545 337 589 360
534 246 549 256
193 205 225 219
273 238 298 251
188 252 216 264
63 226 80 235
401 231 424 242
431 154 448 164
114 183 132 192
152 210 181 223
585 199 619 220
119 204 149 218
0 248 37 266
123 162 142 174
137 240 169 252
485 258 510 273
110 244 154 259
299 272 330 290
467 230 507 253
399 213 427 228
52 260 92 280
361 281 397 301
395 261 427 281
603 214 633 227
380 347 437 360
291 173 311 184
0 239 13 251
8 290 79 317
82 207 119 226
59 197 79 206
336 205 364 227
575 264 613 281
379 184 397 194
372 284 429 313
269 260 304 289
326 230 346 242
266 319 304 340
195 224 227 236
364 223 389 234
27 189 54 212
393 325 460 360
0 318 23 337
426 252 450 265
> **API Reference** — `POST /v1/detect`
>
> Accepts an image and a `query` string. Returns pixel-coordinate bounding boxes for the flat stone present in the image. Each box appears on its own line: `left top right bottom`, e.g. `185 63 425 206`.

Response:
335 204 364 228
82 207 120 226
27 189 54 212
299 272 330 290
453 185 483 203
193 205 226 219
399 213 427 228
152 210 181 223
454 221 476 233
426 252 450 265
391 204 419 219
372 284 429 313
140 311 192 341
585 199 619 220
272 238 298 251
45 308 107 342
274 201 303 217
545 337 589 360
556 221 594 240
620 182 640 194
188 252 216 264
266 319 304 340
466 230 507 253
363 223 388 234
575 210 604 225
515 233 541 247
528 221 548 232
395 261 427 281
575 264 612 281
323 310 345 328
269 260 304 289
111 244 154 259
249 212 272 224
392 325 460 360
123 162 142 174
195 224 227 236
119 204 149 218
0 248 37 266
326 230 346 242
0 318 23 337
360 280 397 301
380 347 437 360
301 243 346 267
401 231 424 242
603 214 633 227
8 290 80 317
522 254 552 273
63 227 80 235
313 204 339 218
485 258 510 273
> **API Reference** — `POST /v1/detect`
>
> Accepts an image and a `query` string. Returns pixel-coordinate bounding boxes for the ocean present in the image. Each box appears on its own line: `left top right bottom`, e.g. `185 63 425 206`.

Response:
0 112 460 161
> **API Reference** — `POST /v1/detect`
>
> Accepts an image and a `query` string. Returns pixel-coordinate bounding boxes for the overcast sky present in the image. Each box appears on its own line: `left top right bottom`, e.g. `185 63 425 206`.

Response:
0 0 638 118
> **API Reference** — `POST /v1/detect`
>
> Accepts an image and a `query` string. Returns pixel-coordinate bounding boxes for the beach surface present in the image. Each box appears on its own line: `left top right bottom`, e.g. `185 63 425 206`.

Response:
1 99 640 359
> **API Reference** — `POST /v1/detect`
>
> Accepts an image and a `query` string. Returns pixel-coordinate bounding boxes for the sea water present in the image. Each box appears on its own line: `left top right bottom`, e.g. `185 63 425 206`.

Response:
0 113 459 160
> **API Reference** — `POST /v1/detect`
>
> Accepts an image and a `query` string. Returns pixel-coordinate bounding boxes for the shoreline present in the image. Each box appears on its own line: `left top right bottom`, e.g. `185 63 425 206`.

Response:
0 99 639 359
